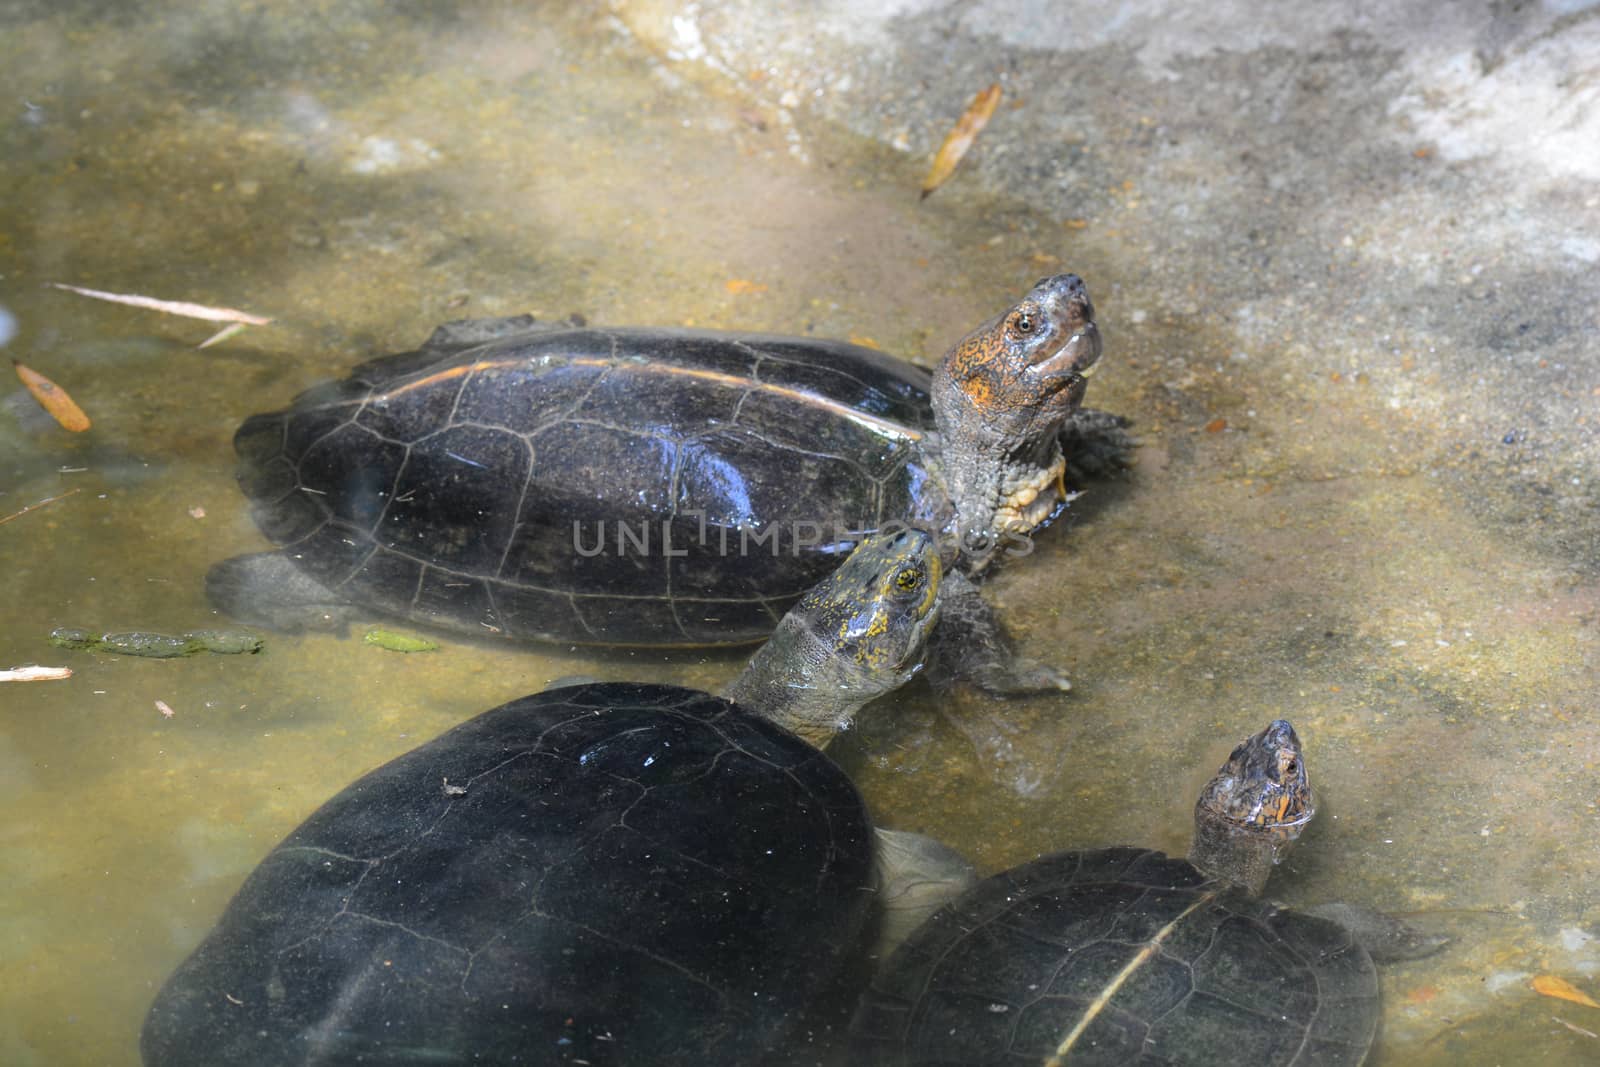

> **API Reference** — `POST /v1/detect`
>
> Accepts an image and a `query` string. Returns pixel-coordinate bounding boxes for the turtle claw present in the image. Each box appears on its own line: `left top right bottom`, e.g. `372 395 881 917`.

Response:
993 657 1072 694
1302 901 1454 963
943 656 1071 697
925 572 1072 697
1061 407 1137 482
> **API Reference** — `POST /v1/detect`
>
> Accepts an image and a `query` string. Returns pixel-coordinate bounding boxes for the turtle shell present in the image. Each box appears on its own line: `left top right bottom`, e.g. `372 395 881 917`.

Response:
232 325 942 645
852 846 1379 1067
141 683 875 1066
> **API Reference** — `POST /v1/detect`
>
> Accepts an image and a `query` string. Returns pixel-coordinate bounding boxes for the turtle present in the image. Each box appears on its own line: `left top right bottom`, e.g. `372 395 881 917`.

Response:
206 274 1122 672
850 719 1450 1067
142 528 977 1067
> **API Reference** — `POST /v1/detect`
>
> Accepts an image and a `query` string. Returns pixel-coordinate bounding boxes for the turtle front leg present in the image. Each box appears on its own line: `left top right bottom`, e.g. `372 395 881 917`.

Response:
1060 407 1136 484
1301 901 1453 963
868 828 976 962
205 551 359 634
925 571 1072 695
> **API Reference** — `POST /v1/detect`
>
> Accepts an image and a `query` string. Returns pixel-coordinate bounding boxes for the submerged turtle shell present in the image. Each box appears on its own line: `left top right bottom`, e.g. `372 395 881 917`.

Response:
142 683 875 1066
233 323 941 646
852 846 1379 1067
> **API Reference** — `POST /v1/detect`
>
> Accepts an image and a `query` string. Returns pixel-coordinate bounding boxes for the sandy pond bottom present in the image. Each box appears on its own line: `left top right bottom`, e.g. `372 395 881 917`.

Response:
1 2 1597 1065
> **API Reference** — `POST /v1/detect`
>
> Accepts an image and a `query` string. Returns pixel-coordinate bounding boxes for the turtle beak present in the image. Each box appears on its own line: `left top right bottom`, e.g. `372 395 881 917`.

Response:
1026 274 1102 381
1033 319 1102 379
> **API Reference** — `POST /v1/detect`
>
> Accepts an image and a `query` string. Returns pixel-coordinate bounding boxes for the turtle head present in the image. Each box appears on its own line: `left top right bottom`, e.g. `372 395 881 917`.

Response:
930 274 1102 566
797 526 942 693
725 527 941 748
1188 719 1315 895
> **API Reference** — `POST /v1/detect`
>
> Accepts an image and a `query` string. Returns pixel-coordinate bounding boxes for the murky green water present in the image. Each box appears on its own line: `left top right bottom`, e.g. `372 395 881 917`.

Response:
3 3 1597 1065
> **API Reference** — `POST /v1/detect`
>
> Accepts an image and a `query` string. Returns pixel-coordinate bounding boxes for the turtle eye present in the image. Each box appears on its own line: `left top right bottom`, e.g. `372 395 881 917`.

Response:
1013 310 1035 335
893 565 924 593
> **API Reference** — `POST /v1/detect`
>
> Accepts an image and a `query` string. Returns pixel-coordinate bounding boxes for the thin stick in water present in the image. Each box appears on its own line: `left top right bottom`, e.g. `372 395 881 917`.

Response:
0 488 80 527
50 282 272 326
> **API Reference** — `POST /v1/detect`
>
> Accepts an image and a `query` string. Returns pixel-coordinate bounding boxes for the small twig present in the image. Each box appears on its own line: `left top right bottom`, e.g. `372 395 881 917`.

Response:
0 488 80 527
1554 1015 1598 1040
197 322 250 349
50 282 273 326
0 665 73 682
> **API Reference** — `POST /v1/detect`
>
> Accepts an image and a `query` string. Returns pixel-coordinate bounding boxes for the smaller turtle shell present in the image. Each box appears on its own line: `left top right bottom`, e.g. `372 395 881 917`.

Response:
142 683 875 1066
852 846 1378 1067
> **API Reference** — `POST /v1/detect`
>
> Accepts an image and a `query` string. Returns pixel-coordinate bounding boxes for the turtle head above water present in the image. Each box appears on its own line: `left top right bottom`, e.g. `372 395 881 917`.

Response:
937 273 1101 433
1188 719 1316 896
930 274 1103 568
799 526 942 685
723 528 941 749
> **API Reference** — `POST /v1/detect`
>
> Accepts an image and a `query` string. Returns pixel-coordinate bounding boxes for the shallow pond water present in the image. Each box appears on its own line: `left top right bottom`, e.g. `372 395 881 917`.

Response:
2 3 1597 1065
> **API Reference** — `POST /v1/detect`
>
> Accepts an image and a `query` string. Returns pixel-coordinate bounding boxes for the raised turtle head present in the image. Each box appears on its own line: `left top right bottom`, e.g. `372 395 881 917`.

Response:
723 527 941 748
796 525 942 687
930 274 1102 566
1188 719 1316 896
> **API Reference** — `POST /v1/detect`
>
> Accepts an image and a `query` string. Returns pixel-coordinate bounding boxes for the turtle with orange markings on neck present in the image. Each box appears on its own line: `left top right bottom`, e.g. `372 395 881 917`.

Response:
851 720 1451 1066
207 274 1128 690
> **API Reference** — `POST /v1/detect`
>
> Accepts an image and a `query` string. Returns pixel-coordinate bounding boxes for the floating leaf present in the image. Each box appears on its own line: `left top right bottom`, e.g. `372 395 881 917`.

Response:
1533 975 1600 1009
922 83 1002 200
13 360 90 432
364 628 439 653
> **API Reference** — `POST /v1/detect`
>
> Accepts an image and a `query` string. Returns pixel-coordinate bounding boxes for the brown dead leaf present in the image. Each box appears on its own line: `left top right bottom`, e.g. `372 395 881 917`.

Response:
921 83 1002 200
13 361 90 432
1533 975 1600 1009
724 279 768 295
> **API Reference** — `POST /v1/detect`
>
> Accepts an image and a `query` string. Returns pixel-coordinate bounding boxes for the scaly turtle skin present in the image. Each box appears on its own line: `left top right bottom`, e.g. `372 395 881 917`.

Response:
207 275 1108 647
852 721 1449 1067
143 531 973 1066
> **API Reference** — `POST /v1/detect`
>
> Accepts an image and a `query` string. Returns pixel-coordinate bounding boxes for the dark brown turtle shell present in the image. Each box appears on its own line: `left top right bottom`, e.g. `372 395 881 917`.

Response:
852 846 1380 1066
229 323 942 645
141 682 875 1066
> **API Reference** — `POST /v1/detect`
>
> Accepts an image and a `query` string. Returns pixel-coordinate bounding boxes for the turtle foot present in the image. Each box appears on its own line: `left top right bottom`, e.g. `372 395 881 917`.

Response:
423 313 549 352
973 657 1072 696
205 552 356 634
1303 901 1453 963
1061 407 1137 482
936 701 1054 798
869 828 977 961
926 572 1072 696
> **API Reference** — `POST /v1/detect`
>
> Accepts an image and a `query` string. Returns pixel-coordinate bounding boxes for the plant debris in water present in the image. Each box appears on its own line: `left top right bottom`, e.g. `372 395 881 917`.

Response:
0 665 73 682
48 627 263 658
50 282 272 347
0 488 80 526
922 83 1002 199
1533 975 1600 1009
362 628 439 653
12 361 90 432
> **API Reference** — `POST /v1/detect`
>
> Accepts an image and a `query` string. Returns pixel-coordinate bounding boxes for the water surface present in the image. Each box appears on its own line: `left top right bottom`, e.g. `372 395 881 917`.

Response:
2 3 1597 1064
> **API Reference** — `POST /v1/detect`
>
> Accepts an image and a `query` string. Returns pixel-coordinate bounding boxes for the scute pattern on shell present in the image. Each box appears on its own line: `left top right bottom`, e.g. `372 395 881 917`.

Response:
235 325 944 646
143 683 876 1066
